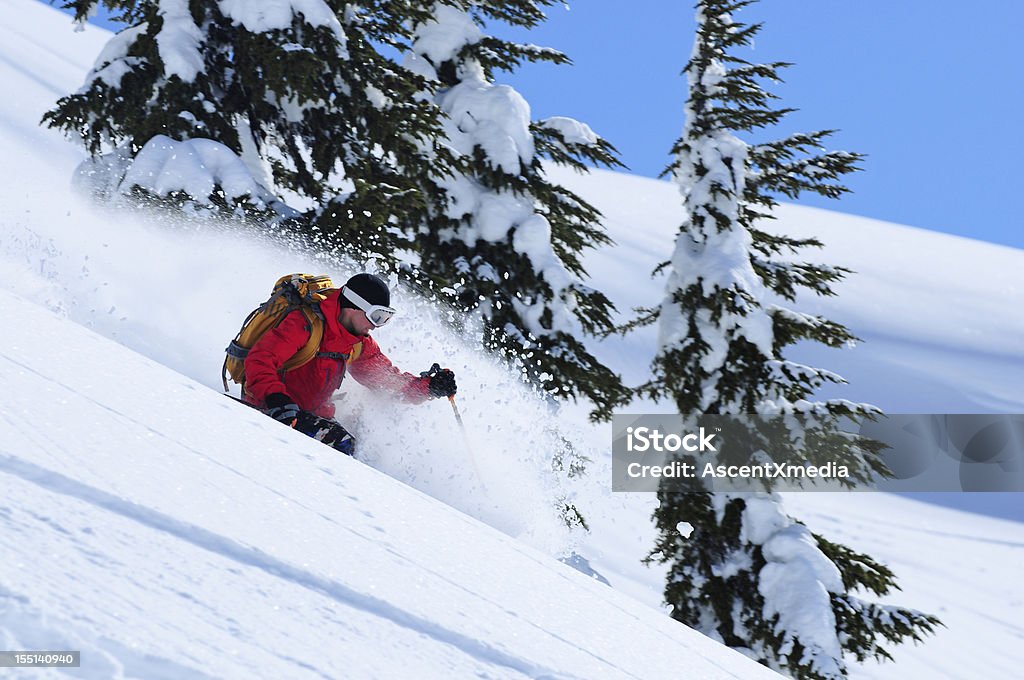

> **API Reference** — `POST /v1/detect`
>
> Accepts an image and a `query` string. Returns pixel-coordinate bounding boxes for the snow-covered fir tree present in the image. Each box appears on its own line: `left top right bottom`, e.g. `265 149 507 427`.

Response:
45 0 445 236
639 2 939 677
401 1 630 420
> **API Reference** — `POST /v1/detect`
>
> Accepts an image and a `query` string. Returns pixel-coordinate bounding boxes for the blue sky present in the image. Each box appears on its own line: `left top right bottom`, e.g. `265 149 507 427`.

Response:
56 1 1023 249
500 1 1024 250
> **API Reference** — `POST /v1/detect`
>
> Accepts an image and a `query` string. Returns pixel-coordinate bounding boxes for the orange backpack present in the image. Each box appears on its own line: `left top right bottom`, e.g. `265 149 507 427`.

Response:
222 274 364 392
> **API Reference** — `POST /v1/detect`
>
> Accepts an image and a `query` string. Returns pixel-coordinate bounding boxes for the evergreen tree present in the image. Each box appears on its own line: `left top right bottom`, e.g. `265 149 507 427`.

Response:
639 2 939 677
49 0 628 417
402 1 630 420
45 0 445 238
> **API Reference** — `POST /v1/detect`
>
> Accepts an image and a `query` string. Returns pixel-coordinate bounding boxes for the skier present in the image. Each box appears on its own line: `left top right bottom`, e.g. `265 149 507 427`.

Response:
243 273 457 455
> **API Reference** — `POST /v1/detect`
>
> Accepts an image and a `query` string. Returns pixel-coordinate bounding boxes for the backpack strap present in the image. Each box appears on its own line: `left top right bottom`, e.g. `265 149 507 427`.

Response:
316 352 349 361
222 304 263 391
280 308 324 373
347 341 363 365
313 342 363 364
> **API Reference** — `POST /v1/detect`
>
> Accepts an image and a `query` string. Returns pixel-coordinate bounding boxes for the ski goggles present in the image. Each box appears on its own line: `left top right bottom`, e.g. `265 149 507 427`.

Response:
341 285 396 327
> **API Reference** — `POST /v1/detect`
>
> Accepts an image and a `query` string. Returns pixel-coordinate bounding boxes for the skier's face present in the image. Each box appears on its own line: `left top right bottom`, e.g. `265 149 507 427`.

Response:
339 307 375 337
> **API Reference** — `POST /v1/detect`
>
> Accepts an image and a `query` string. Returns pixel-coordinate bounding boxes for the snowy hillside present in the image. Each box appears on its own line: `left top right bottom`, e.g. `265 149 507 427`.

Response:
1 285 785 679
558 164 1024 415
2 0 1023 678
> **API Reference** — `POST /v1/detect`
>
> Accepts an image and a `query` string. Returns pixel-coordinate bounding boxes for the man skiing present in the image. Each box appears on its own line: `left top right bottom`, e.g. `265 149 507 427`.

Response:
243 273 457 455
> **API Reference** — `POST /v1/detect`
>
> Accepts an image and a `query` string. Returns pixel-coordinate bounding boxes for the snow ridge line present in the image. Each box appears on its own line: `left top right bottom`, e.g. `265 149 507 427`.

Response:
0 453 589 680
1 15 97 74
0 49 65 98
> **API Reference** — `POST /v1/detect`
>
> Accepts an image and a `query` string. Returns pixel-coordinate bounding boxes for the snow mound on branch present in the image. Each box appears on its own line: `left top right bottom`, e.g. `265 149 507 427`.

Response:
86 22 148 87
742 495 846 677
441 79 535 174
217 0 346 43
538 116 600 146
120 135 276 207
157 0 204 82
410 3 481 65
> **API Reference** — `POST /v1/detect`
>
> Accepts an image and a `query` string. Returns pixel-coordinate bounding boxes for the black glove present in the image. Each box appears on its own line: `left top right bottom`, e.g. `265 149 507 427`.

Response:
421 363 457 398
265 392 300 426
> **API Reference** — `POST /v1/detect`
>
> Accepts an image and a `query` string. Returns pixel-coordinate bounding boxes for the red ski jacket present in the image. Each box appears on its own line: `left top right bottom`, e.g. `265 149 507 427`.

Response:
243 288 430 419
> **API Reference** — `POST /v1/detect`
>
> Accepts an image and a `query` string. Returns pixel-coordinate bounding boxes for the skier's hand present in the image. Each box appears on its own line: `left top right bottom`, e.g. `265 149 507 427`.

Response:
422 364 457 398
265 392 300 426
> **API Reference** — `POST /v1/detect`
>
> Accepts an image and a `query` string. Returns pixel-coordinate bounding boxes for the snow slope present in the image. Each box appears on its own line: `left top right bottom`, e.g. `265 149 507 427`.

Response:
0 1 107 168
2 0 1023 678
1 285 784 679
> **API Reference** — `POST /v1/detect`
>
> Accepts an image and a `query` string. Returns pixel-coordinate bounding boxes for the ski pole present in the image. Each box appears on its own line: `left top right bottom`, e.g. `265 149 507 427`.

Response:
448 395 477 460
448 395 466 429
448 395 484 485
423 364 485 486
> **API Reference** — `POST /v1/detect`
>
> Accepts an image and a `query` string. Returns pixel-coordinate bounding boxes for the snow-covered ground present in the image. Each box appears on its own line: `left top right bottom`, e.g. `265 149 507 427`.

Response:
1 0 1022 677
1 285 781 679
